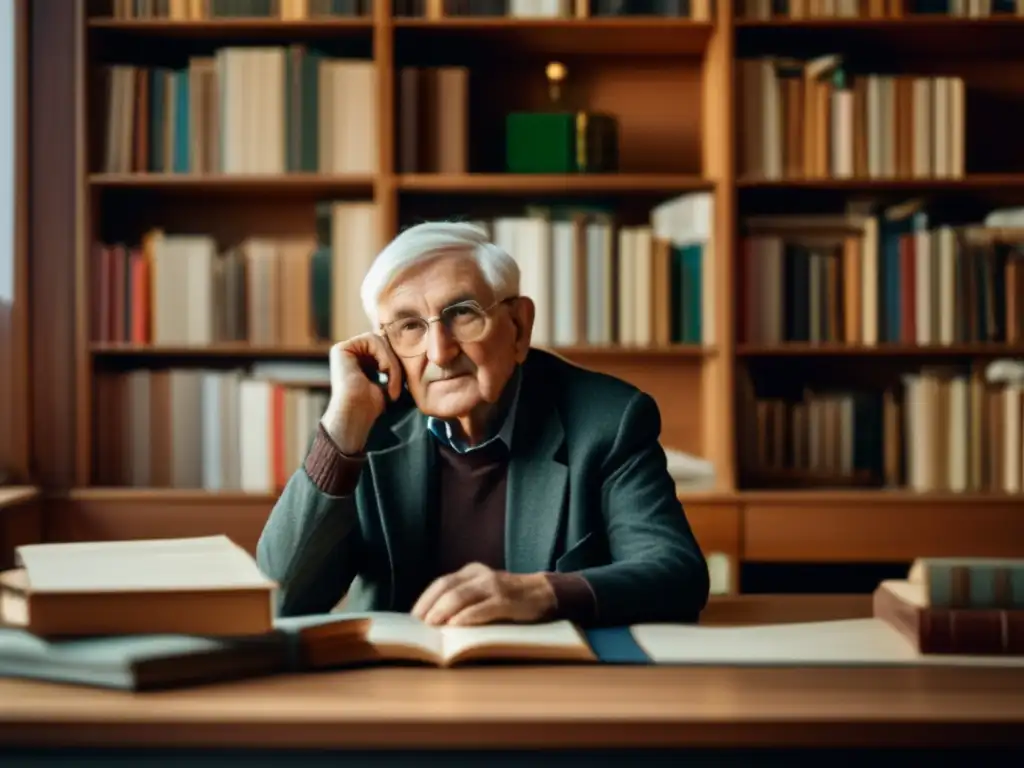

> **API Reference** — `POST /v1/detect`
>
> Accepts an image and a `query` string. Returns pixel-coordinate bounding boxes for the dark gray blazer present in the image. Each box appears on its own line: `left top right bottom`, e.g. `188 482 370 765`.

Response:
257 348 710 627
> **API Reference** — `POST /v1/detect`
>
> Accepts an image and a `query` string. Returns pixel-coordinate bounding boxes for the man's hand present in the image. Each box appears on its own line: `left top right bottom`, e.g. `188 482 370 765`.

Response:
321 333 404 455
411 563 557 626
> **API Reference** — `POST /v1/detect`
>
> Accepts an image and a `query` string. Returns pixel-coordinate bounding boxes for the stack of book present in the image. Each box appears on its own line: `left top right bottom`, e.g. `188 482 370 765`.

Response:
0 536 599 690
874 557 1024 656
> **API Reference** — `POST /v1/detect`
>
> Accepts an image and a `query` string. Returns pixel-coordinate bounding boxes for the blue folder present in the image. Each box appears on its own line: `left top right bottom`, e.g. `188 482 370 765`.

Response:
583 627 651 664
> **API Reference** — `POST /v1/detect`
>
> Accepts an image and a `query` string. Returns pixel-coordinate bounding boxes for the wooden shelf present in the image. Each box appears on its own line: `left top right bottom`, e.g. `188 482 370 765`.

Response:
86 18 374 40
0 486 38 511
16 4 1019 582
89 173 376 196
743 491 1024 563
392 18 714 57
91 342 333 359
736 343 1022 358
47 488 1022 565
735 16 1024 57
737 175 1024 191
90 343 712 361
734 17 1024 29
396 174 713 195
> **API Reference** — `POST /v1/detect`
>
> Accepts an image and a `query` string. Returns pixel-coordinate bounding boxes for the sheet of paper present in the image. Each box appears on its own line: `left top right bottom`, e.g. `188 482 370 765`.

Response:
16 536 271 592
631 618 1024 667
440 620 584 661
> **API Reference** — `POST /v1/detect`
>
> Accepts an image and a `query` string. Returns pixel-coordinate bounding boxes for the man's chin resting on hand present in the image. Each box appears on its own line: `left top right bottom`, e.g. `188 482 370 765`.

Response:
256 221 710 629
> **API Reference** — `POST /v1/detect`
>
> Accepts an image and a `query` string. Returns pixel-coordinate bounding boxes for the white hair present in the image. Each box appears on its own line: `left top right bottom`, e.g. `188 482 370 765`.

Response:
360 221 520 326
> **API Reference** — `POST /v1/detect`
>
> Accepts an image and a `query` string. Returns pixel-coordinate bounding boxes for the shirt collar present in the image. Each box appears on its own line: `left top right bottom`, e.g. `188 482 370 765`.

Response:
426 366 522 454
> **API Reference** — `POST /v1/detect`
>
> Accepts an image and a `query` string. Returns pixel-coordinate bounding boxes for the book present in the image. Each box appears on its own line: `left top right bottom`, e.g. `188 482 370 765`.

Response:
0 628 288 691
277 611 598 669
875 564 1024 656
0 535 277 637
628 618 1024 667
906 557 1024 609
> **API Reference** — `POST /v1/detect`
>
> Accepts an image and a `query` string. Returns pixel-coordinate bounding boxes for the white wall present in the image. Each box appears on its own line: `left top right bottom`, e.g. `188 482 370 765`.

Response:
0 0 15 302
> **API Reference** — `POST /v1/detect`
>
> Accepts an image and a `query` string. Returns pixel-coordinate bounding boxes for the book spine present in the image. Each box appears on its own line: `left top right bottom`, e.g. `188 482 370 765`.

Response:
921 609 1024 655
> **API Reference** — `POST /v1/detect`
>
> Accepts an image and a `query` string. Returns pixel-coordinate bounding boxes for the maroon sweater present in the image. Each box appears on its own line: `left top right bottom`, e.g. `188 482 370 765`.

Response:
304 424 597 623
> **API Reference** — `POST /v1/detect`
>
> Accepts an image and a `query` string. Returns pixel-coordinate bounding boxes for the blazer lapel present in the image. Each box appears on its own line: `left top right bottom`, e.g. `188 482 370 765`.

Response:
368 410 433 610
505 372 569 575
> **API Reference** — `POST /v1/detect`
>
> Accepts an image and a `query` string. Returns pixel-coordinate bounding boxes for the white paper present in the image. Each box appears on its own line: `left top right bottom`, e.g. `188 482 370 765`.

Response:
632 618 1024 667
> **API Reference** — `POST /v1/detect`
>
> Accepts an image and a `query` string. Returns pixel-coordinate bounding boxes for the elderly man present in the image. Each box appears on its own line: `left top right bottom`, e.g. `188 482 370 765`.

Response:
257 221 709 628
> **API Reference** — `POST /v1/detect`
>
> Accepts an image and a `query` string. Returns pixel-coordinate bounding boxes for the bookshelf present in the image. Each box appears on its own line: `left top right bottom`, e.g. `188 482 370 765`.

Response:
20 0 1024 595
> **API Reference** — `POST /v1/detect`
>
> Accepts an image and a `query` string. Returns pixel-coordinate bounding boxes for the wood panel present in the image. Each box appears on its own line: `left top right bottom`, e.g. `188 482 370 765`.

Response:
29 0 81 489
743 492 1024 562
0 487 42 570
700 593 872 625
45 491 273 556
680 496 740 561
45 492 732 565
701 0 736 493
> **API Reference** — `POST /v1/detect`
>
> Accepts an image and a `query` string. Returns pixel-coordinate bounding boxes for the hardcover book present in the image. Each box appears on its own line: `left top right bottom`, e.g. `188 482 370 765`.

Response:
874 558 1024 656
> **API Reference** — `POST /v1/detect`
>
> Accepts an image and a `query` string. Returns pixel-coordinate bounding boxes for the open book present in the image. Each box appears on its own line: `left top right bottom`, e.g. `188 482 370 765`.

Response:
278 611 598 669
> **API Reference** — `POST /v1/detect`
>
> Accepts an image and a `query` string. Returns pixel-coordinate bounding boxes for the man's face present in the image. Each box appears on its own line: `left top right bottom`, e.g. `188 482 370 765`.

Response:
377 251 533 420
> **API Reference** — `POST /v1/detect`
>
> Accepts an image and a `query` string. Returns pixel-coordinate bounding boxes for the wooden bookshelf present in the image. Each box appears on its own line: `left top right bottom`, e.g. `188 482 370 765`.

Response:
16 2 1024 595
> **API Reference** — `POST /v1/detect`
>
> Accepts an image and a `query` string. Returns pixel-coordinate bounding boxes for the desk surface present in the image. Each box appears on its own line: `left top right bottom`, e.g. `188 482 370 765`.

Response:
1 662 1023 749
1 594 1021 751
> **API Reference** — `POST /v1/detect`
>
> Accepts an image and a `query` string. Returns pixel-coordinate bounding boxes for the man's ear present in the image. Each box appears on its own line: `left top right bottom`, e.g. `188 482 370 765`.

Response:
509 297 535 362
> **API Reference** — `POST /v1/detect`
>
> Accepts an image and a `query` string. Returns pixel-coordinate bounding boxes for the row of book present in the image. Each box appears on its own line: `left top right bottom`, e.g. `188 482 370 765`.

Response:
92 367 329 492
107 0 711 19
394 1 711 17
92 201 380 347
109 0 370 18
738 56 965 181
741 360 1024 495
102 50 377 175
99 0 1024 19
474 193 714 348
91 192 715 350
740 202 1024 345
397 67 468 175
737 0 1024 17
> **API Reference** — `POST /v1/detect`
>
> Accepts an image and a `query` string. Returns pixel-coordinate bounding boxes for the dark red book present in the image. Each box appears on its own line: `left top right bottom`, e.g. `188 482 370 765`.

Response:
874 580 1024 656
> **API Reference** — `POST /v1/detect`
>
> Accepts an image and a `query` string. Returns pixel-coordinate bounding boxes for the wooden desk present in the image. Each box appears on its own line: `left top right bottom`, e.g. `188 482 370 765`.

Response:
0 595 1021 763
0 666 1022 757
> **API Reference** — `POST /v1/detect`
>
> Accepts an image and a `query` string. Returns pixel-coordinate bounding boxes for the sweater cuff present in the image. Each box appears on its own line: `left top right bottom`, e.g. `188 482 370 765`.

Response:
303 424 366 497
544 572 597 626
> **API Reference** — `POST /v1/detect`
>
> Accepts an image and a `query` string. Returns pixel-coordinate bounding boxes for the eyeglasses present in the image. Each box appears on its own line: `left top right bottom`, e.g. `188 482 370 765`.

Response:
379 297 517 358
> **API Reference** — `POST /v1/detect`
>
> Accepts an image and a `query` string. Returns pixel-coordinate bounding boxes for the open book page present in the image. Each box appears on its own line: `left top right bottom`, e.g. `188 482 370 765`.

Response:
440 620 596 666
631 618 1024 667
363 612 445 664
15 536 272 592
